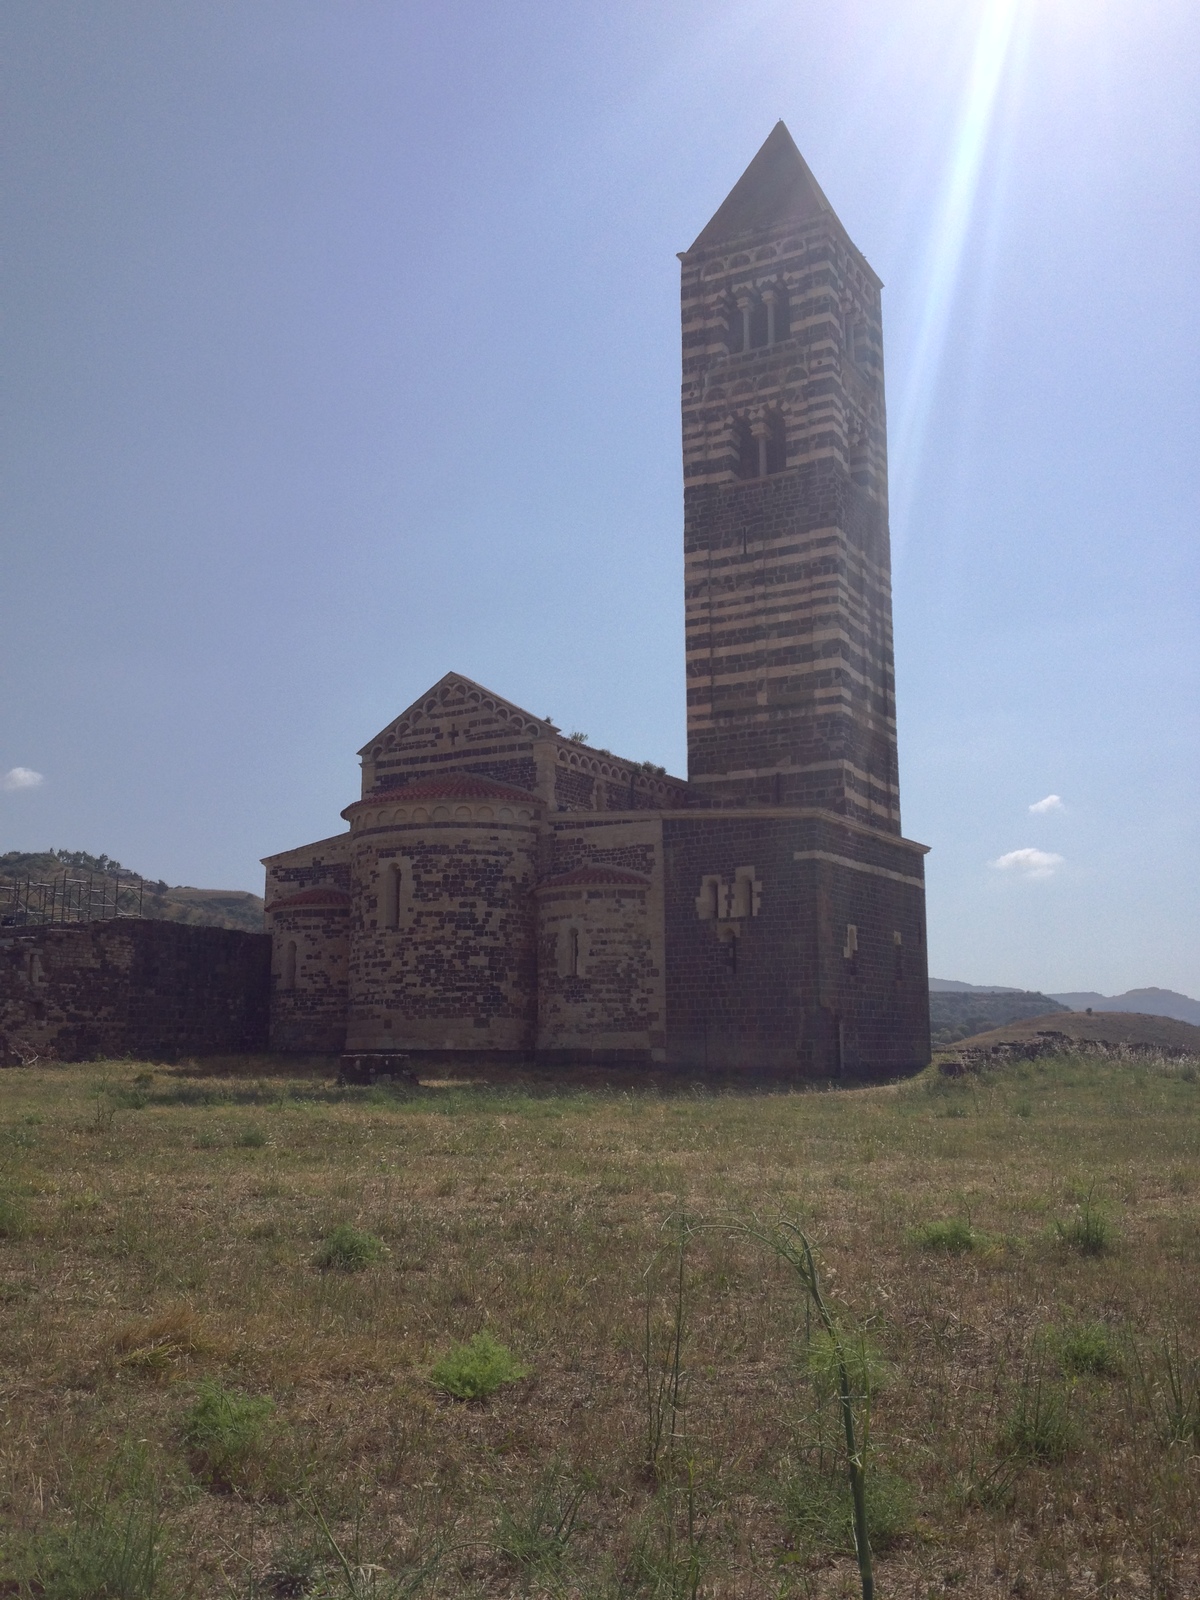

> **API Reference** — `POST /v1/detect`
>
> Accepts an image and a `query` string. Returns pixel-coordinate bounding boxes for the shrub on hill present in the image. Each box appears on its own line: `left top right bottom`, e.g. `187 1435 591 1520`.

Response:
0 849 264 932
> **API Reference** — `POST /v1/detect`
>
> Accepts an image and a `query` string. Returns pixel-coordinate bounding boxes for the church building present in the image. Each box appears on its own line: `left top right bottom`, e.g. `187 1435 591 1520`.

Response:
263 123 931 1077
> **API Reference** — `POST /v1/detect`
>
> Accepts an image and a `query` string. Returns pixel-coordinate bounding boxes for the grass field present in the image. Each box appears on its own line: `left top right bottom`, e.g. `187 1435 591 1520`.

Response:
1 1052 1198 1598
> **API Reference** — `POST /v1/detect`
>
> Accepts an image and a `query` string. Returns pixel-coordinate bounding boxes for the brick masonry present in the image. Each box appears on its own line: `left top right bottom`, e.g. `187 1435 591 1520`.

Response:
680 124 899 833
661 811 927 1075
0 920 270 1063
342 779 540 1055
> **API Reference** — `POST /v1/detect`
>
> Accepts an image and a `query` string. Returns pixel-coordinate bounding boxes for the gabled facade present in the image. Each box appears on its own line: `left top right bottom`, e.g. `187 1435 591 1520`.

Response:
357 672 690 816
263 126 930 1079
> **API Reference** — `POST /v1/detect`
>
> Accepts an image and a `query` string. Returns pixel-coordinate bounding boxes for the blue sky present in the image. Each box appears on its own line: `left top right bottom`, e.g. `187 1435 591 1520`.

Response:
1 0 1196 995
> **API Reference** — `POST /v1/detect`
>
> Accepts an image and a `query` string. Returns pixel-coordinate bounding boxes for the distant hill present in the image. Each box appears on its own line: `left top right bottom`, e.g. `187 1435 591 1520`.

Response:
949 1010 1200 1057
930 977 1025 994
933 977 1200 1030
1050 987 1200 1026
0 849 264 933
929 988 1068 1047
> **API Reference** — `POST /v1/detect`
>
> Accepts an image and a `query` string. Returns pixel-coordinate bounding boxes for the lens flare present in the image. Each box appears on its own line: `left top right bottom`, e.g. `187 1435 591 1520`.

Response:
891 0 1032 541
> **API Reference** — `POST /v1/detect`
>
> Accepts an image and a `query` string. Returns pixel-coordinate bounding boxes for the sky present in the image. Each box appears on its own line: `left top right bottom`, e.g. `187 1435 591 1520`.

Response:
1 0 1197 996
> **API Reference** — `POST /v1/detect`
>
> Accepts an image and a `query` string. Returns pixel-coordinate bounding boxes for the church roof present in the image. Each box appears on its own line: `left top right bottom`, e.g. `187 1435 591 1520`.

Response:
357 672 554 758
537 866 651 889
266 887 351 912
689 121 834 251
343 773 541 814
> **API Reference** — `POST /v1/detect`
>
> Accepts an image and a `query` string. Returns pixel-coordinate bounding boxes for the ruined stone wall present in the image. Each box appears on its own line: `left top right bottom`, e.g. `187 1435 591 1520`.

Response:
662 811 928 1077
0 919 270 1063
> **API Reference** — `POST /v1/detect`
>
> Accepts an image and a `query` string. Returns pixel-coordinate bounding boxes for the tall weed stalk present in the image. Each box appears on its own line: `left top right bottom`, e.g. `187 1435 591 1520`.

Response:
734 1218 875 1600
1131 1329 1200 1450
642 1213 689 1483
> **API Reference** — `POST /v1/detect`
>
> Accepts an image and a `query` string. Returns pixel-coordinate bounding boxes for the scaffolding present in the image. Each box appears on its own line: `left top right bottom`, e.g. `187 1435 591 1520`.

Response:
0 871 146 928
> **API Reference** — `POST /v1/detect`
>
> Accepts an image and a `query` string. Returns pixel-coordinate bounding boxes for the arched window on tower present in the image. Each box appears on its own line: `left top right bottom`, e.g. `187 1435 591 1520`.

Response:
734 417 758 480
845 312 873 371
765 412 788 475
773 286 790 343
849 423 869 489
749 297 769 349
558 924 584 978
762 287 789 346
726 300 745 355
383 862 401 929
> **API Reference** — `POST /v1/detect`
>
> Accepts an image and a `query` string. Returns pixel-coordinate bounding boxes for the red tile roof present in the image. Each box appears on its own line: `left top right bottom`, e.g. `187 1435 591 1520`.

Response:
538 866 651 888
267 887 351 913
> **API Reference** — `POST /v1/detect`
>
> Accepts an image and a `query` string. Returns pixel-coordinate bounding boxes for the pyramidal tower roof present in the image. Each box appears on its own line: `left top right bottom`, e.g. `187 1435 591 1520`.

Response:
689 121 835 251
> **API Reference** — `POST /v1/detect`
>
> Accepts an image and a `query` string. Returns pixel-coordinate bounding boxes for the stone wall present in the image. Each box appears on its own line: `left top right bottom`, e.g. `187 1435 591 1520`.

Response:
263 832 354 1053
662 811 928 1076
0 919 270 1063
267 889 350 1052
537 815 668 1062
535 871 660 1061
683 471 899 829
342 777 541 1055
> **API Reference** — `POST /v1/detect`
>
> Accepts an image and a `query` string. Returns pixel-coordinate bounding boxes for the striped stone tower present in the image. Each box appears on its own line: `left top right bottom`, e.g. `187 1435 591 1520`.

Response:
681 122 900 833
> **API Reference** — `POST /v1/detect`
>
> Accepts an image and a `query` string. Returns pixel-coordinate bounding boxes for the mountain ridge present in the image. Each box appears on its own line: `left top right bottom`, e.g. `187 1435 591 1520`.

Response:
933 976 1200 1026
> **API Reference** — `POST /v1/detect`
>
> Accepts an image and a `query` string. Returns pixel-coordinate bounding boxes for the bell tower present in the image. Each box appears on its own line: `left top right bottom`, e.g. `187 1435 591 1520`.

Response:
680 122 901 834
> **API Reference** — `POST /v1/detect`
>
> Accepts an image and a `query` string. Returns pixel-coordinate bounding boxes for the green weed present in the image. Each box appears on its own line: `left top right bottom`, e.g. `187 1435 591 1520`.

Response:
314 1224 387 1272
182 1381 275 1491
778 1456 913 1556
495 1464 586 1574
1056 1321 1122 1378
804 1329 889 1405
259 1542 319 1596
1002 1375 1077 1463
18 1457 161 1599
0 1193 30 1239
624 1468 705 1600
1133 1330 1200 1449
429 1331 528 1401
908 1217 980 1253
1055 1186 1115 1255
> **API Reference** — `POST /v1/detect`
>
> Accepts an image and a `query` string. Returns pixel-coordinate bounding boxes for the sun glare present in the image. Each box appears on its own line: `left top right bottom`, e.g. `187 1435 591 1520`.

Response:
890 0 1031 541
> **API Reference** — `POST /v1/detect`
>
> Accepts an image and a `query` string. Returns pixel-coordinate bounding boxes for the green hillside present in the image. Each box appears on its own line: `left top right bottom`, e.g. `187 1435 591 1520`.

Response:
0 849 264 933
929 987 1068 1046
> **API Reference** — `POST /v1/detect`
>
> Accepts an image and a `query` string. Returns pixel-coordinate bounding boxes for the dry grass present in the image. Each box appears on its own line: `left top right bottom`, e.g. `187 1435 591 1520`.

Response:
0 1052 1198 1597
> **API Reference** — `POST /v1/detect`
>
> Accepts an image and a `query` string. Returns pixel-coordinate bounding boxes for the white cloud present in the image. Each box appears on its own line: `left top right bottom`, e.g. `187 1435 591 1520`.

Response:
992 847 1064 880
1029 794 1064 814
3 767 44 792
